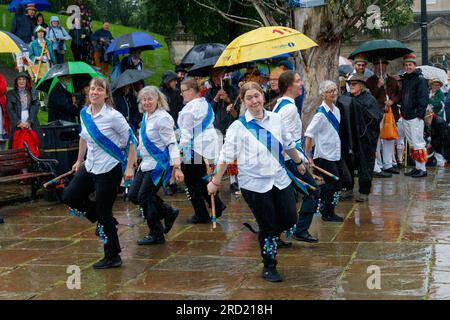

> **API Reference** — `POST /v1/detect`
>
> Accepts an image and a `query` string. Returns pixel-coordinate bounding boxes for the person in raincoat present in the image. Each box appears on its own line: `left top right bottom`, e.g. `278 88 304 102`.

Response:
428 78 445 119
47 16 71 64
29 26 55 81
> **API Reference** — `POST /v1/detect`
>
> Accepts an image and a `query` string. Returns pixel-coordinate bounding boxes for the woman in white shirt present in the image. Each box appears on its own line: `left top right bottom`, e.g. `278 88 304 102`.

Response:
304 80 345 222
207 82 306 283
178 78 226 224
63 78 137 269
128 86 184 245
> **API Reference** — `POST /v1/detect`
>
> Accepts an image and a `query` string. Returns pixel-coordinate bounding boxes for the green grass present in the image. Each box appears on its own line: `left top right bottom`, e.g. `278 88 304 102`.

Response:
0 4 173 86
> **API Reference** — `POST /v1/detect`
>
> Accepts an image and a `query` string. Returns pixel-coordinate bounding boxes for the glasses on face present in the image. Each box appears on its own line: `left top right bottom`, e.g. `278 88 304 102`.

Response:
180 88 191 94
325 88 338 94
348 82 359 87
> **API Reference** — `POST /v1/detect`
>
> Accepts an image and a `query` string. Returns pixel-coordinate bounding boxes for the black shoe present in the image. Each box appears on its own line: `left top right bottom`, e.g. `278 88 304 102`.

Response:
404 168 418 176
137 234 165 245
322 213 344 222
373 170 392 178
293 231 319 243
277 238 292 248
186 215 210 224
93 256 122 269
384 167 400 174
262 266 282 282
230 182 240 193
164 207 179 234
411 169 427 178
0 216 4 224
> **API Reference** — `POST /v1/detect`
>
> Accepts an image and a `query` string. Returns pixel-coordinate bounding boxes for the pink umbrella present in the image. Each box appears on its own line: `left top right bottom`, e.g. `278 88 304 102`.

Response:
339 56 352 66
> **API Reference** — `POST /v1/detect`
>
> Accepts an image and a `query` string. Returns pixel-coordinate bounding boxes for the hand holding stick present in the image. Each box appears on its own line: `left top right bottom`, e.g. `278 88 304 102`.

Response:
311 164 339 181
204 159 217 229
43 169 75 189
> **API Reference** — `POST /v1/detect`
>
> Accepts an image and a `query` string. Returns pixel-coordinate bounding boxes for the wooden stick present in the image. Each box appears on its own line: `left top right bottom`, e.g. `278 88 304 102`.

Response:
292 175 317 191
34 41 47 83
311 164 339 181
204 159 217 229
43 169 75 189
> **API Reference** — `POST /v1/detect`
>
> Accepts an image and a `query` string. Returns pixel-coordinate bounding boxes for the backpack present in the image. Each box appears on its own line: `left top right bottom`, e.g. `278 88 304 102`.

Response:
12 128 40 157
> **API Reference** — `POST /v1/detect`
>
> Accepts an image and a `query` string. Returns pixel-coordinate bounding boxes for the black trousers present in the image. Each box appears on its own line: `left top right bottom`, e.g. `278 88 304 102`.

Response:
314 158 346 216
63 163 122 258
285 160 319 235
342 143 376 195
241 184 297 267
182 153 225 222
128 168 172 237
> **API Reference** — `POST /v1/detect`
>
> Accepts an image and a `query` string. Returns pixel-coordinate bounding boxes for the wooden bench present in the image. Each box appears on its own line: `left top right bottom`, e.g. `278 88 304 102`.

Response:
0 142 58 199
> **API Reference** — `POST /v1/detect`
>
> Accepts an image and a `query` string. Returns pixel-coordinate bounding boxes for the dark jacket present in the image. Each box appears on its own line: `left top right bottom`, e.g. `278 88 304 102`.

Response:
400 70 429 120
160 83 184 125
91 28 113 52
366 74 402 121
11 6 34 43
426 116 450 160
6 88 40 144
70 28 88 48
112 90 140 133
445 93 450 124
204 80 239 136
121 55 143 72
47 82 78 123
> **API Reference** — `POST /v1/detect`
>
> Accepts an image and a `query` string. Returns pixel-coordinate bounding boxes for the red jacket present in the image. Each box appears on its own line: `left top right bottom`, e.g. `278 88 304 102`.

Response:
0 74 9 137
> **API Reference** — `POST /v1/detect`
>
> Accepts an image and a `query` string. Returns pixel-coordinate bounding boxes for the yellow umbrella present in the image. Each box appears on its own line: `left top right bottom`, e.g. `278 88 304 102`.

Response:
214 26 318 68
0 31 30 53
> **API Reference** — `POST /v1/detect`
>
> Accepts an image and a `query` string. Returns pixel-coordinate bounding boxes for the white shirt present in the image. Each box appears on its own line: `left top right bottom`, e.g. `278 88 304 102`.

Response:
177 97 219 161
80 104 132 174
273 96 307 162
139 109 180 172
304 102 341 162
218 110 296 193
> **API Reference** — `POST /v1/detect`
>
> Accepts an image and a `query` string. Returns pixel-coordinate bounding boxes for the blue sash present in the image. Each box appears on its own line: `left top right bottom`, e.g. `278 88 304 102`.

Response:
140 113 172 187
238 116 309 196
316 105 340 133
80 106 137 172
273 98 292 114
181 102 214 161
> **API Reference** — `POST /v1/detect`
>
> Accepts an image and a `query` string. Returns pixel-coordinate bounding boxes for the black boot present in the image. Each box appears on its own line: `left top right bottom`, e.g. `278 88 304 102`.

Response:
260 235 282 282
94 218 122 269
262 264 282 282
163 205 180 234
93 255 122 269
137 233 165 245
186 188 211 224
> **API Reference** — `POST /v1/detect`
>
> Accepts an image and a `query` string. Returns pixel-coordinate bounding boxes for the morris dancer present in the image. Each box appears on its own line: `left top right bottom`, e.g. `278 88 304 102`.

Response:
63 78 137 269
207 82 306 282
274 70 320 243
304 81 345 222
178 78 226 224
128 86 184 245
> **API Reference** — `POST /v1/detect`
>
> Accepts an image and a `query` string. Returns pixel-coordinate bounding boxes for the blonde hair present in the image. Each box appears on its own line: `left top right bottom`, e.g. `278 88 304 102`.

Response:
137 86 169 113
239 81 265 115
181 77 200 93
89 77 115 108
269 67 284 80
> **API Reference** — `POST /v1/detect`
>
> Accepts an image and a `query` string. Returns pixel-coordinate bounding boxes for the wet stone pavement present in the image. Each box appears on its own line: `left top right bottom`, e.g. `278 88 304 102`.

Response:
1 168 450 300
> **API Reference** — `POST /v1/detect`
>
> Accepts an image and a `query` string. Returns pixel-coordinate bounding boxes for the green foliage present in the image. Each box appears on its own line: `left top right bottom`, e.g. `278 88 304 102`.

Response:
0 4 173 86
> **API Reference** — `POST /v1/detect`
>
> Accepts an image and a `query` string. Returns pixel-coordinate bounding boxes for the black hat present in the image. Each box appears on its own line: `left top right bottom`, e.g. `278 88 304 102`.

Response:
162 71 178 84
175 65 187 73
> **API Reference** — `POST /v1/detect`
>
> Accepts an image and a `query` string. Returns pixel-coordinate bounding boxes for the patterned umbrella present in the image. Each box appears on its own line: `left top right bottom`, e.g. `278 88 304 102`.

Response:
105 32 162 56
0 31 30 53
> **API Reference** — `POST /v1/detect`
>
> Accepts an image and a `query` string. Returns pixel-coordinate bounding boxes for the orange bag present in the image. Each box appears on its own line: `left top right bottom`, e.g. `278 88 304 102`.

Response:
380 107 399 140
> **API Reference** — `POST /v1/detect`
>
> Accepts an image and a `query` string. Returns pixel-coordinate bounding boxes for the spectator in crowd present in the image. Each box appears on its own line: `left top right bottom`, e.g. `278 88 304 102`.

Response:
425 110 450 167
121 48 143 72
11 4 34 72
428 79 445 119
175 65 187 90
0 73 8 151
47 76 78 123
6 73 40 148
47 16 71 64
26 4 37 28
264 67 283 110
29 26 55 79
35 12 48 29
366 57 402 178
445 89 450 124
346 54 368 92
112 84 140 133
160 71 183 125
70 17 89 62
91 21 114 77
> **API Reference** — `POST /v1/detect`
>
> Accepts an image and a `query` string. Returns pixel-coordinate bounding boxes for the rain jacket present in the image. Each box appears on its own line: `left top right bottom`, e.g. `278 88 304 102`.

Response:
10 5 34 43
0 74 9 139
400 70 429 120
46 16 71 53
29 38 56 64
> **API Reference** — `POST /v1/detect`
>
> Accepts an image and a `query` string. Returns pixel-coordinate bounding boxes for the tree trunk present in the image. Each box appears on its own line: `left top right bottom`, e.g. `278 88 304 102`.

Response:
293 8 342 129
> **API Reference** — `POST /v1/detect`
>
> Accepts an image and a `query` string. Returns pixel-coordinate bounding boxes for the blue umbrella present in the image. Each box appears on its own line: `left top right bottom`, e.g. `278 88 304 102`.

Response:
105 32 162 56
8 0 51 12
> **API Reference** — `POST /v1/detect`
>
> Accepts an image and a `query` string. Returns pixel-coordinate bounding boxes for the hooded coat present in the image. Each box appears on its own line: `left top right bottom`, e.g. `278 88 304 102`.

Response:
46 16 71 53
160 71 183 124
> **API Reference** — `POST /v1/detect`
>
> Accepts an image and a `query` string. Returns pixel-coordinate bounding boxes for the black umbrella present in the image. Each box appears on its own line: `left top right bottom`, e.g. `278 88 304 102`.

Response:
348 39 413 62
111 69 154 92
187 56 220 77
180 43 226 67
